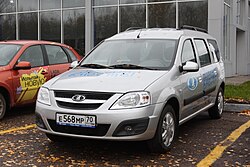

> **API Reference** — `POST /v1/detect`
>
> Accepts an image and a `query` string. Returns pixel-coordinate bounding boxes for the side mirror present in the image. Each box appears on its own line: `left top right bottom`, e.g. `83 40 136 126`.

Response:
181 61 199 72
14 61 31 70
70 61 79 69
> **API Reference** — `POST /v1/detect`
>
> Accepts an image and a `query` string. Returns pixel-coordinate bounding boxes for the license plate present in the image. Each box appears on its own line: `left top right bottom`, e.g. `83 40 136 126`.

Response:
56 113 96 128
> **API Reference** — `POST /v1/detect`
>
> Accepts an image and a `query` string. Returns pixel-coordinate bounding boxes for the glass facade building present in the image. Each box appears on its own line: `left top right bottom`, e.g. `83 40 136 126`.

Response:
0 0 250 77
0 0 208 56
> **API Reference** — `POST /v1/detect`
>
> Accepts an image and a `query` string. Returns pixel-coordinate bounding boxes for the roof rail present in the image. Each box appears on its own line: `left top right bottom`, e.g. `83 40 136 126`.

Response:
125 27 144 31
179 25 208 33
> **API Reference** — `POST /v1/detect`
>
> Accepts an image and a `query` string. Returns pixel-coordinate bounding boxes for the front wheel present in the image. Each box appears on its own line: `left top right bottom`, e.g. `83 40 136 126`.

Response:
208 87 224 119
147 105 177 153
0 93 7 120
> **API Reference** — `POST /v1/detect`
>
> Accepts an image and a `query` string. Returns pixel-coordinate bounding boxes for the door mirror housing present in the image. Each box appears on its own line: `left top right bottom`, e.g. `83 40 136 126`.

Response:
70 61 79 69
181 61 199 72
14 61 31 70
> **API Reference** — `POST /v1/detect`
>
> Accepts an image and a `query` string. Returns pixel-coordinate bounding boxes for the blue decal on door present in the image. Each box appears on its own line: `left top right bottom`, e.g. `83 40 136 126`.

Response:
187 77 198 91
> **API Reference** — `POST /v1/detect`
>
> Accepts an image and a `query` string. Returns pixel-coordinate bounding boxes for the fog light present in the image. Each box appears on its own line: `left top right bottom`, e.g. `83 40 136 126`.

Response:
124 126 133 132
113 118 149 137
35 113 47 130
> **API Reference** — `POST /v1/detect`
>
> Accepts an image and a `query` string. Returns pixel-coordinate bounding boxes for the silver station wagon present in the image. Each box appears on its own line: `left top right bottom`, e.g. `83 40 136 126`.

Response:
36 27 225 152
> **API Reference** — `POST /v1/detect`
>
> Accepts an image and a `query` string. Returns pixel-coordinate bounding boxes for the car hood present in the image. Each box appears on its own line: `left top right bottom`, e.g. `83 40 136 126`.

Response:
48 68 167 93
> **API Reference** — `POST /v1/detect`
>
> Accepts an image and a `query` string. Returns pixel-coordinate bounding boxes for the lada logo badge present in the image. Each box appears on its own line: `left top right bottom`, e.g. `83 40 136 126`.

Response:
72 95 86 102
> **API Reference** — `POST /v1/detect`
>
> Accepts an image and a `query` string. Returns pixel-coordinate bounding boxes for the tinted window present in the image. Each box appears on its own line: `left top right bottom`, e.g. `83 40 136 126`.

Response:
18 0 38 12
208 39 220 61
45 45 69 65
0 14 16 41
41 0 61 10
19 13 38 40
0 44 21 66
41 11 61 43
181 40 196 64
63 0 85 8
0 0 16 13
19 45 44 67
194 39 211 67
65 48 77 62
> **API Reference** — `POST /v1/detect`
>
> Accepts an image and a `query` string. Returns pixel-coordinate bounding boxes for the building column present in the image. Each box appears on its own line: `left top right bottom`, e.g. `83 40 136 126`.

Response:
85 0 94 54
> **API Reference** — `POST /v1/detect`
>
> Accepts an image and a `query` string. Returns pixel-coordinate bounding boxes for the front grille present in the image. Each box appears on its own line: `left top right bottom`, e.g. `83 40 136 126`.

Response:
54 91 114 100
54 90 115 110
48 119 110 136
56 101 102 110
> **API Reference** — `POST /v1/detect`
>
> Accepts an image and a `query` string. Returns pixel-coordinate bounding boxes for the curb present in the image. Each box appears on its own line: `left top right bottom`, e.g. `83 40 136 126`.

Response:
224 103 250 112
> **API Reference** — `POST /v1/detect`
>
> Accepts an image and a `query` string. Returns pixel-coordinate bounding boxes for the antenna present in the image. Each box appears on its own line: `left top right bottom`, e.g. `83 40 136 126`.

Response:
137 29 142 39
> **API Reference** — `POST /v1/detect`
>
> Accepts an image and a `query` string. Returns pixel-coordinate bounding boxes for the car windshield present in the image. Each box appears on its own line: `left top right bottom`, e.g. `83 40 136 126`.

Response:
81 39 177 70
0 44 22 66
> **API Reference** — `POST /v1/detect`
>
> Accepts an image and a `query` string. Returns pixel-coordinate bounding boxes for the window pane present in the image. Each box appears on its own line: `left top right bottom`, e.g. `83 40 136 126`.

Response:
19 13 38 40
179 1 208 30
18 0 38 12
45 45 69 65
120 5 146 32
19 45 44 67
0 0 16 13
63 0 85 8
120 0 145 4
181 40 196 63
93 0 117 6
0 44 21 66
148 0 174 2
208 39 220 61
148 3 176 28
41 11 61 43
41 0 61 10
63 9 85 56
0 14 16 40
94 7 117 45
65 48 77 61
195 39 211 67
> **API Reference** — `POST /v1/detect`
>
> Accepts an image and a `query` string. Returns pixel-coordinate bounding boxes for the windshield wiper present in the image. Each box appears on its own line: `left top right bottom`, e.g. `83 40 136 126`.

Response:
110 64 153 70
80 63 113 69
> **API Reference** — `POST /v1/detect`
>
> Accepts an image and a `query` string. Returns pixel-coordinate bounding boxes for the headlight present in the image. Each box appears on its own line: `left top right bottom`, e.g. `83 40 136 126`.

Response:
110 92 151 110
37 87 51 105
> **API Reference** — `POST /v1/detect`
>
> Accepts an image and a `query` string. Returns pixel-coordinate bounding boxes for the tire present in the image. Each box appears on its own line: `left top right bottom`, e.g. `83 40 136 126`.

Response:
208 87 224 119
46 133 72 142
0 93 7 120
147 105 177 153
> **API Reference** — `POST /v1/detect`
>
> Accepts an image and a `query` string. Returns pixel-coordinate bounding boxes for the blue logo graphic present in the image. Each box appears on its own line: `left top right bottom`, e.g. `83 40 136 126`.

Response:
187 77 198 91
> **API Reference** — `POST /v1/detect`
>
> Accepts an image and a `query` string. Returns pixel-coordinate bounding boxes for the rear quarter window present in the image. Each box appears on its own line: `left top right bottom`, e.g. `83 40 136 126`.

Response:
208 39 220 61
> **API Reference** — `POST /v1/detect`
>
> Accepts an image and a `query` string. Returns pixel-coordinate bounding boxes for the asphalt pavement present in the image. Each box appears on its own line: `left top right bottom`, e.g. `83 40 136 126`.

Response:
0 106 249 167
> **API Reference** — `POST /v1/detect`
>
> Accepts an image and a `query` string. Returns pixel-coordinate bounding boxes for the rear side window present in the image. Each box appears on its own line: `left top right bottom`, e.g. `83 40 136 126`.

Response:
208 39 220 61
65 48 77 62
181 39 197 64
45 45 69 65
194 39 211 67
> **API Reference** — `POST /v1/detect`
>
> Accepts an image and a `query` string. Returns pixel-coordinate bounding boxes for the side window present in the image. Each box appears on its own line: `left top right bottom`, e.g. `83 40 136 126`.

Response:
194 39 211 67
208 39 220 61
45 45 69 65
181 39 196 64
65 48 77 62
18 45 44 67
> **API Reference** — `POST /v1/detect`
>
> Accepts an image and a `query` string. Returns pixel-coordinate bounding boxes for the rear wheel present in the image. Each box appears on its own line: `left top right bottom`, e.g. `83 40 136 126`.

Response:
208 87 224 119
0 93 6 120
147 105 177 153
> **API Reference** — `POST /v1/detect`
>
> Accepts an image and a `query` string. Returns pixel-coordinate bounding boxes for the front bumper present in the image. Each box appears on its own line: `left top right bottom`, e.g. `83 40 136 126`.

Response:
36 98 164 141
